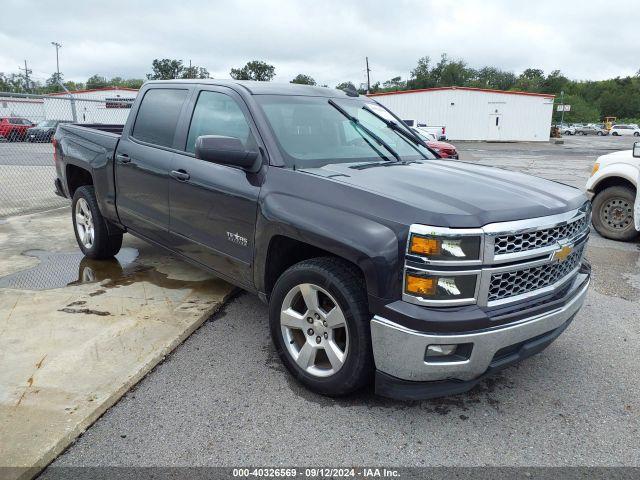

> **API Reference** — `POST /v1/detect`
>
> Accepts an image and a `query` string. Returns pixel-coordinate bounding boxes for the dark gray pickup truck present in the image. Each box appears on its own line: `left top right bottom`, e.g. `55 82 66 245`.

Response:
54 80 591 400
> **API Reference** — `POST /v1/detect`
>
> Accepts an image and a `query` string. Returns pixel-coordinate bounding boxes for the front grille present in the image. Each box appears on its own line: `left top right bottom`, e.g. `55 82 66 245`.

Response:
494 215 588 255
488 244 585 302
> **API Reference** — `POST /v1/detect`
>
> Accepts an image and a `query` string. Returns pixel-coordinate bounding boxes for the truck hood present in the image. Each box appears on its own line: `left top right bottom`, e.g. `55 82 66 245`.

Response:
299 160 587 227
596 149 637 165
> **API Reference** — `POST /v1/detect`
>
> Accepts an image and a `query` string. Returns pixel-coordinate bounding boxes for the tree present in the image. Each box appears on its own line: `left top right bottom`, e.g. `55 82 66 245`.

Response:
45 72 64 91
335 81 356 92
516 68 545 91
230 60 276 81
182 65 210 79
290 74 316 85
147 59 184 80
86 74 108 89
382 76 405 91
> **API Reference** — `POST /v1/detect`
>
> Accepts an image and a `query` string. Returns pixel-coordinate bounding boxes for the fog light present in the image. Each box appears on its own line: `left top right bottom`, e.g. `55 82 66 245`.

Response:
426 344 457 357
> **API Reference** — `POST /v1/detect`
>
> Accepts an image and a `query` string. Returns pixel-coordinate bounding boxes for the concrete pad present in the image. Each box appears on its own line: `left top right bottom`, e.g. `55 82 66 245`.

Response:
0 208 235 479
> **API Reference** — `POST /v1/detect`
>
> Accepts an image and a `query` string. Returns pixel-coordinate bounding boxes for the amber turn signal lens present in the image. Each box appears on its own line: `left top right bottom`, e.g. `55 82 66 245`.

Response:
405 274 437 296
410 236 441 255
590 163 600 176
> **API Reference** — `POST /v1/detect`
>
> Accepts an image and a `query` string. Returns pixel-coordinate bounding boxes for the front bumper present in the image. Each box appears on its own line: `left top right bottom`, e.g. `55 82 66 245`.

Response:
371 275 589 400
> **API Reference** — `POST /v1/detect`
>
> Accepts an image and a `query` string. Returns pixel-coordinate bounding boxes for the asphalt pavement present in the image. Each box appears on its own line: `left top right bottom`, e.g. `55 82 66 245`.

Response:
40 136 640 470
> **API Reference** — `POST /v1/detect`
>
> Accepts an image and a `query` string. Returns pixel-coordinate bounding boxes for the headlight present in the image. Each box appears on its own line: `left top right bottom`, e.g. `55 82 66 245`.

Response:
409 233 481 262
405 271 478 302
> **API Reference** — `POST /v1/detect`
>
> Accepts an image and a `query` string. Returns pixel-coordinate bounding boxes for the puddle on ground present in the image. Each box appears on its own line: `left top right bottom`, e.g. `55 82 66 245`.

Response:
0 248 139 290
0 248 223 293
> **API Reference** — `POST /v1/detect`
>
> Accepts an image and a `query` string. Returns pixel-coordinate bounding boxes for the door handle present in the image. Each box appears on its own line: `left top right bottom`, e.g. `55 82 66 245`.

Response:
115 153 131 164
171 169 190 181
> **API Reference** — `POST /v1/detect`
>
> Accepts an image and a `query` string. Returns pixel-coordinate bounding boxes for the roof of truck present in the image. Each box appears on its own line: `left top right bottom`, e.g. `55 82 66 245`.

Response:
145 79 355 97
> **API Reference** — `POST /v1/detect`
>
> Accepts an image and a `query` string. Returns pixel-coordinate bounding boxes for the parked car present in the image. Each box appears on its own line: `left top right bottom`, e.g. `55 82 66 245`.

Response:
402 119 446 140
575 124 608 136
610 124 640 137
0 116 34 142
411 127 459 159
26 120 71 142
558 124 576 135
54 80 591 400
586 141 640 241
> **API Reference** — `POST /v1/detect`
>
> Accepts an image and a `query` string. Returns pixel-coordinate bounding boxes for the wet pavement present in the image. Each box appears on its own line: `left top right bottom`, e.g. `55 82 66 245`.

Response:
0 208 235 480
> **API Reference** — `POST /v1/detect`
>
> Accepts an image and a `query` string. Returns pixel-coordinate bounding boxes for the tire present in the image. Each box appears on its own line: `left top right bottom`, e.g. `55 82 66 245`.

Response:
634 132 639 137
591 185 639 242
597 131 603 136
612 132 619 136
269 257 373 397
72 185 123 259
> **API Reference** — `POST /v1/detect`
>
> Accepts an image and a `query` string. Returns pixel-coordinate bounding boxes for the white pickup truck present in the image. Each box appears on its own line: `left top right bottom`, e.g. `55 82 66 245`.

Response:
586 141 640 241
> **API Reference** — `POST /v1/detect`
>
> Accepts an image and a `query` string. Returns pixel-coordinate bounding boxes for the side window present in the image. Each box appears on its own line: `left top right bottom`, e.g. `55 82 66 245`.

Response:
131 89 188 147
185 91 255 154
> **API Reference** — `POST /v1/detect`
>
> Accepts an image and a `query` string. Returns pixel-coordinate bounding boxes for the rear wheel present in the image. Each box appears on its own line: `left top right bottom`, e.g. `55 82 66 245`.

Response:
269 257 373 397
72 186 123 259
592 185 638 241
597 131 604 136
634 132 639 137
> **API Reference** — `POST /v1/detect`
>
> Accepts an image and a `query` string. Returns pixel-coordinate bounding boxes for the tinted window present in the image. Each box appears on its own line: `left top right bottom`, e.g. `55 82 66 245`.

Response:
132 89 188 147
9 118 21 124
185 91 254 154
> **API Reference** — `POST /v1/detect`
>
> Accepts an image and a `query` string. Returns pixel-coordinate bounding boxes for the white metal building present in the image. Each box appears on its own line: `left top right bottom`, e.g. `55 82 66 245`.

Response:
0 87 139 124
369 86 555 142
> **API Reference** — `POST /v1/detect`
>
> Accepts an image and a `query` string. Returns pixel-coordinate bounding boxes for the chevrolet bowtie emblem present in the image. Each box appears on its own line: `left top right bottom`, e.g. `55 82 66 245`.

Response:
553 245 573 263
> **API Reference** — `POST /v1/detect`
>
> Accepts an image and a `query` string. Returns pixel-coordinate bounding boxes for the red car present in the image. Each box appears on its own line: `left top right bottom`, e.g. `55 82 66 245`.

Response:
411 128 459 159
0 117 35 142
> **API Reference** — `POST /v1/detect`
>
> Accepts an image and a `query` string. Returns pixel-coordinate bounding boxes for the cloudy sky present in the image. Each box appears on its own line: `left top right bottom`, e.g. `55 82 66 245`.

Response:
1 0 638 87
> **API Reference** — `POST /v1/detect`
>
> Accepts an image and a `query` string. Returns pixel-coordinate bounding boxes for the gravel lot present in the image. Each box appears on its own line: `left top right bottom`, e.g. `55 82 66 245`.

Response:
34 135 640 470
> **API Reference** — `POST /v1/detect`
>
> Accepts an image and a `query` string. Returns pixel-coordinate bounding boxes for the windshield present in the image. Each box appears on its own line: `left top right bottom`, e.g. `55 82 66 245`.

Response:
37 120 57 127
254 95 436 168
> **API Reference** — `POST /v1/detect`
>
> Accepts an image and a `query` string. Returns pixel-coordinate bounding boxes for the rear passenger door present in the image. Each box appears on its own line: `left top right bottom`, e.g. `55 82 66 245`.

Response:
167 86 262 287
115 86 191 243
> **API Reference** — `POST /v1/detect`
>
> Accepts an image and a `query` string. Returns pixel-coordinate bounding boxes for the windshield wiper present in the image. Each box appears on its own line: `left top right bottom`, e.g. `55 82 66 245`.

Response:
363 103 430 158
328 99 401 162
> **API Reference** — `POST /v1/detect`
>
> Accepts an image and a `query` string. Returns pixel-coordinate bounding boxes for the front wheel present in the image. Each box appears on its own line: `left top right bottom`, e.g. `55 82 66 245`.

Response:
269 257 373 397
597 131 604 136
591 185 638 241
72 185 123 259
634 132 639 137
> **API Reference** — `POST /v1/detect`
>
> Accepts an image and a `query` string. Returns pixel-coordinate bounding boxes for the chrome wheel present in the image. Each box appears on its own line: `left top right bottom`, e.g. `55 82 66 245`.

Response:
75 198 95 249
601 197 633 231
280 283 349 378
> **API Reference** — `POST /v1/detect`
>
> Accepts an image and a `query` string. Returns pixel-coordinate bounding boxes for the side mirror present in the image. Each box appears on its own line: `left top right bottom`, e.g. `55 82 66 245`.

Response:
195 135 259 171
633 141 640 158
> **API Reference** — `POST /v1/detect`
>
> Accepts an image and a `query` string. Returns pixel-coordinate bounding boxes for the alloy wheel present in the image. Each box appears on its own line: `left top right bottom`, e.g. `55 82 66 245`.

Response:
280 283 349 378
75 198 95 249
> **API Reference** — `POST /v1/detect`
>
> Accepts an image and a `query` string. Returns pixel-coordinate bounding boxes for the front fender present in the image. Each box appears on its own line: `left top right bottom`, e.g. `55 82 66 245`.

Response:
254 192 403 300
587 163 638 193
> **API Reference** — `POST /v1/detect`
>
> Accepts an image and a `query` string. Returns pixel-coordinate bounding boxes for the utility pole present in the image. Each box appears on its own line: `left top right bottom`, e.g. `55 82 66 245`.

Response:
18 60 32 92
560 90 565 126
365 57 371 94
51 41 62 90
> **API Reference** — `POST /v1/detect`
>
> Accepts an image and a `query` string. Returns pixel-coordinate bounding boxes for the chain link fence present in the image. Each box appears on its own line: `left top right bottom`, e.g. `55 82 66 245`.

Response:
0 90 135 218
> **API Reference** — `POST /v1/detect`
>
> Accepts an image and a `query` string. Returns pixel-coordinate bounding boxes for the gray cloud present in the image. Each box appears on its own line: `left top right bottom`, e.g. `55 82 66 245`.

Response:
1 0 638 87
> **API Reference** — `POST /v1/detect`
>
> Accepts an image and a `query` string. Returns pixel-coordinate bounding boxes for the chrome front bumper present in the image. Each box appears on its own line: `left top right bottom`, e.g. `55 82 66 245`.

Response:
371 278 589 383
